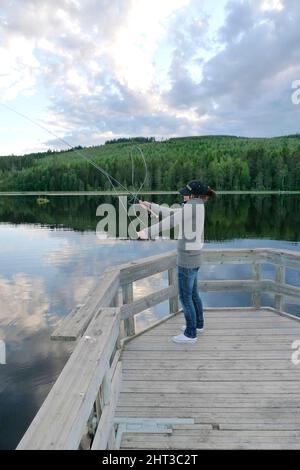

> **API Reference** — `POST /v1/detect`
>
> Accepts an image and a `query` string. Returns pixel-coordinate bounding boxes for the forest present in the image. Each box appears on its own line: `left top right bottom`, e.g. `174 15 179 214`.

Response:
0 135 300 191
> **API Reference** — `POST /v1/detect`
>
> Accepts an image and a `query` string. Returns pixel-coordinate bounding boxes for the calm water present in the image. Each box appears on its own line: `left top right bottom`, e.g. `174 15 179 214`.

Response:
0 194 300 449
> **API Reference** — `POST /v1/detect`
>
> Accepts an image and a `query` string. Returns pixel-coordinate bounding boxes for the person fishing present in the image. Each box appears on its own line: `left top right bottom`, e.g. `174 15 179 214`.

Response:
137 180 217 344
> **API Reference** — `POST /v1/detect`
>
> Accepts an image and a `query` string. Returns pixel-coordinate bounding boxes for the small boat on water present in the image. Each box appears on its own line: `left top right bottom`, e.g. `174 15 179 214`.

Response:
36 197 50 205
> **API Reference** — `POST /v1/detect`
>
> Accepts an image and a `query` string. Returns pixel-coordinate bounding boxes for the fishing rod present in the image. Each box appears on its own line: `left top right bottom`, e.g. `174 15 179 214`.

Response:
0 102 156 230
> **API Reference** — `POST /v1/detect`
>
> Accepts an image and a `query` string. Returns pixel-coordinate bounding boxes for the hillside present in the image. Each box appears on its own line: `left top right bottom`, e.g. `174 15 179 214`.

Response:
0 135 300 191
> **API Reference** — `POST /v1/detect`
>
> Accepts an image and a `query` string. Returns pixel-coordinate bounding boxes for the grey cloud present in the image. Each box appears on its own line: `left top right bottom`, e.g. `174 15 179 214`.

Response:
163 0 300 136
219 0 257 43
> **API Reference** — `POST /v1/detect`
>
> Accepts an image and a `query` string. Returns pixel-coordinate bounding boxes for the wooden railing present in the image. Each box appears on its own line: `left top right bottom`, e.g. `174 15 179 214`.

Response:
17 248 300 450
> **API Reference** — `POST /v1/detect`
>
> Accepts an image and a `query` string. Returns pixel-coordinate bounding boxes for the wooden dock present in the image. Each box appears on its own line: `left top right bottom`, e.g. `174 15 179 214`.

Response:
16 248 300 450
117 307 300 449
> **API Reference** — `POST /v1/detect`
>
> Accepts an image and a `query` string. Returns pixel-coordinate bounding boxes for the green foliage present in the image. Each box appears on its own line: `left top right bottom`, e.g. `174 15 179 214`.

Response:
105 137 155 145
0 136 300 191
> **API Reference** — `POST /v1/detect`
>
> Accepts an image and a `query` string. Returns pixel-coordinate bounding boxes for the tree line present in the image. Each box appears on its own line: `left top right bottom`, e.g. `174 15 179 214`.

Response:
0 135 299 191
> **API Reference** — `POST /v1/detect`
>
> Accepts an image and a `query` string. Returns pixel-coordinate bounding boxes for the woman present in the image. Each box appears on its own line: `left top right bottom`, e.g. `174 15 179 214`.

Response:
137 180 217 344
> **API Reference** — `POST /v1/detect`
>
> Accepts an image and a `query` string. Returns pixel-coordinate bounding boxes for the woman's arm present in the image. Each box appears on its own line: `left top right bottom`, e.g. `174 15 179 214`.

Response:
139 200 181 217
138 206 183 239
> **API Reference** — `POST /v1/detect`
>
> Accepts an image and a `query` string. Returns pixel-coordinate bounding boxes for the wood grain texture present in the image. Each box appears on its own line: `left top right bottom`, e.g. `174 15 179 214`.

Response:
116 307 300 450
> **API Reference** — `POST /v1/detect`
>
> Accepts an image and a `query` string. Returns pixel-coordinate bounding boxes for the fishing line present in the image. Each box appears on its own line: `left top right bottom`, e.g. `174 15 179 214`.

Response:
0 102 151 230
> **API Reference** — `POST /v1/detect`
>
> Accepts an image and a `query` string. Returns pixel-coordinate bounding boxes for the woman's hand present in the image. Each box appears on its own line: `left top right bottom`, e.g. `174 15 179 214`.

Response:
139 200 151 211
136 228 149 240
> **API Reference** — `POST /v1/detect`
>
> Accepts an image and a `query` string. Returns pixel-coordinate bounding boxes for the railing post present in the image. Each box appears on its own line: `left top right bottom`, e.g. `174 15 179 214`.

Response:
107 425 117 450
251 261 261 308
122 283 135 337
101 369 111 407
95 390 102 421
112 287 122 308
111 288 123 349
275 264 284 311
168 267 179 314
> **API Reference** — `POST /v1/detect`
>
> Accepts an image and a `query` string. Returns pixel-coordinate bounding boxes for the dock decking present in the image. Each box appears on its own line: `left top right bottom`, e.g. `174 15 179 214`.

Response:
17 248 300 450
116 307 300 450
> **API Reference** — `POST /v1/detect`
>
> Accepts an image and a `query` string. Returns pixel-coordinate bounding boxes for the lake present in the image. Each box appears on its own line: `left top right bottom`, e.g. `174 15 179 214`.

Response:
0 193 299 449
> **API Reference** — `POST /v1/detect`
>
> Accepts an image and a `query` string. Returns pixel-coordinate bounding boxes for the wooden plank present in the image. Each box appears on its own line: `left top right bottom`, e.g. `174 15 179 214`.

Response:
140 328 300 336
168 317 292 324
51 268 120 341
18 307 120 450
218 423 300 431
142 327 300 335
142 330 299 338
120 359 296 370
269 280 300 300
103 349 121 406
117 394 300 408
161 322 297 329
264 248 300 270
158 422 300 431
166 317 297 325
120 436 300 449
121 430 300 449
187 308 270 316
275 265 284 311
251 261 260 308
91 361 122 450
118 251 176 285
168 267 179 314
128 327 300 336
115 406 300 416
115 409 300 422
135 429 300 437
124 338 300 347
121 380 300 393
199 307 258 312
124 334 300 347
218 276 297 301
114 417 194 425
120 286 177 320
198 279 265 292
145 324 300 332
121 350 294 359
122 283 135 337
123 343 299 352
122 369 300 381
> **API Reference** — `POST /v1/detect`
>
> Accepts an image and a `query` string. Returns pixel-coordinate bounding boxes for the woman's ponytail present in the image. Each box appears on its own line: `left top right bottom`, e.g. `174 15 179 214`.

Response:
206 186 217 200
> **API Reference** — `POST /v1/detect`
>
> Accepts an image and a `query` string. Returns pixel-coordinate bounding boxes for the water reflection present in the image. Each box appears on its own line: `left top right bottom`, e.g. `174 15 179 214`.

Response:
0 194 300 241
0 273 49 341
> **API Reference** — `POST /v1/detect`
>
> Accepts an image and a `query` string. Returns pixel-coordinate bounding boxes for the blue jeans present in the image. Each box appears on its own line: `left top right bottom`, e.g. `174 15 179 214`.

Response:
178 265 204 338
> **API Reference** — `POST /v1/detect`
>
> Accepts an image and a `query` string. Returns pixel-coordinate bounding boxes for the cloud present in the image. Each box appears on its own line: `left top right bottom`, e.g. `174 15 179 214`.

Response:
0 273 49 343
219 0 257 43
0 0 300 153
163 0 300 136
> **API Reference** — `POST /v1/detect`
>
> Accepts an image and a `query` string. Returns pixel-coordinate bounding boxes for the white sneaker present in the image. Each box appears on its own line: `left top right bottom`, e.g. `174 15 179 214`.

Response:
172 333 197 344
181 326 204 333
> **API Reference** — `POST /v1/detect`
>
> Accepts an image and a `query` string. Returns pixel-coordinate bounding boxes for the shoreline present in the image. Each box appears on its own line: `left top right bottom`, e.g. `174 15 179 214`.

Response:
0 190 300 196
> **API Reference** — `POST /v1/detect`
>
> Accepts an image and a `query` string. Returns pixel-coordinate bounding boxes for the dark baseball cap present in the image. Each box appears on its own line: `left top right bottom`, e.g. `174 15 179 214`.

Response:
179 180 210 196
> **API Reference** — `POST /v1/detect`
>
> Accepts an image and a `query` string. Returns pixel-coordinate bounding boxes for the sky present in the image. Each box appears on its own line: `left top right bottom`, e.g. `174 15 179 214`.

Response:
0 0 300 155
